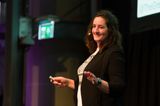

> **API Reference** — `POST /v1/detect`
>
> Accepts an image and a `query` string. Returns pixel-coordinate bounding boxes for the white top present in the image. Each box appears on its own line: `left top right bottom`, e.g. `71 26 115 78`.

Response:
77 48 99 106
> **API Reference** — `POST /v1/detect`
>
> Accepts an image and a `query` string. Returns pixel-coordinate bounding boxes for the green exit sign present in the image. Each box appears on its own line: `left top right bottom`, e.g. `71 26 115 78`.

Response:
38 20 55 40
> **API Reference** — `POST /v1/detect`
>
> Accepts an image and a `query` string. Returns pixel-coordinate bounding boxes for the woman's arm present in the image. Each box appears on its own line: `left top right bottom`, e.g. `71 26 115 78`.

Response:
49 76 75 90
96 78 110 94
83 71 110 94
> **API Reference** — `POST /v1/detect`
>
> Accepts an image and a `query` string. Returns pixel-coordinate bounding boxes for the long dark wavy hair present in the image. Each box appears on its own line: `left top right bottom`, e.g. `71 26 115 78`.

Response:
85 10 122 53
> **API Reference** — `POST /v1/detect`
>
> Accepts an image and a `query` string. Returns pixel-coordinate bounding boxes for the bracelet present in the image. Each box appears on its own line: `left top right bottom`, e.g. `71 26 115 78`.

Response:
95 77 102 86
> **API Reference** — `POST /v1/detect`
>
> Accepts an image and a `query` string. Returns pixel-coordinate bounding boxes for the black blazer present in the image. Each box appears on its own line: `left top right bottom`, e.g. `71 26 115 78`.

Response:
74 44 126 106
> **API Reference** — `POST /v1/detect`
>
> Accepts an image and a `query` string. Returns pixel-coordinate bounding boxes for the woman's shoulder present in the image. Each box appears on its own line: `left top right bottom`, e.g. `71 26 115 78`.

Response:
104 44 123 53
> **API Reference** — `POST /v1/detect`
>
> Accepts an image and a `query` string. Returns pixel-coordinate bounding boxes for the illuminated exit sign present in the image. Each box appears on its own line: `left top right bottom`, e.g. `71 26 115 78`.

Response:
38 20 55 40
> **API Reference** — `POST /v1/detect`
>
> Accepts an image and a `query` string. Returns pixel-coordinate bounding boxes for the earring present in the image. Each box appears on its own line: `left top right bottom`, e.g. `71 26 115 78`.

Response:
88 32 91 36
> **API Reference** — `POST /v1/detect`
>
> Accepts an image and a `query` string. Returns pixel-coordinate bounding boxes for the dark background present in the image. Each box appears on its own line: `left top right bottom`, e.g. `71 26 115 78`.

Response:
0 0 160 106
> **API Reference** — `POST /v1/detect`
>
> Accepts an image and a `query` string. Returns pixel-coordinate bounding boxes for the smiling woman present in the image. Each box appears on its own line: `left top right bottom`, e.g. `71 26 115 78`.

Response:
91 16 108 46
49 10 126 106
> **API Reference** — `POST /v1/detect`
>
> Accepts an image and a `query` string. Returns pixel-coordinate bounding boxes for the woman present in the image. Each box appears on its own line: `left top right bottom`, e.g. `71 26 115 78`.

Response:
49 10 126 106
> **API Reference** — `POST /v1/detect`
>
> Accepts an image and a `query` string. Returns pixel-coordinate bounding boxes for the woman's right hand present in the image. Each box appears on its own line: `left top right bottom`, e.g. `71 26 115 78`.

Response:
49 76 69 88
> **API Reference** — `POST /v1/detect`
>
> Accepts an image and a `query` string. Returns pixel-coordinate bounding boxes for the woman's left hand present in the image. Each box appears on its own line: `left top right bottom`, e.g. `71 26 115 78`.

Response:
83 71 97 85
84 71 110 93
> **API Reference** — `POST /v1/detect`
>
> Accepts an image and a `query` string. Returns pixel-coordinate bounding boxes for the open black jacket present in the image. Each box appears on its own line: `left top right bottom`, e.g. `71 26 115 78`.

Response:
74 44 126 106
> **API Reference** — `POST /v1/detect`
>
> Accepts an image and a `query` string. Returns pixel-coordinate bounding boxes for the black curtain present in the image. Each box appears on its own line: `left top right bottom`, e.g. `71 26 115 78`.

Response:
124 29 160 106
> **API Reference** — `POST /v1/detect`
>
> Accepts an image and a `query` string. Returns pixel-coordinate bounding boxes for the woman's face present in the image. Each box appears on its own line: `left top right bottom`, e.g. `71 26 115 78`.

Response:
92 16 108 44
